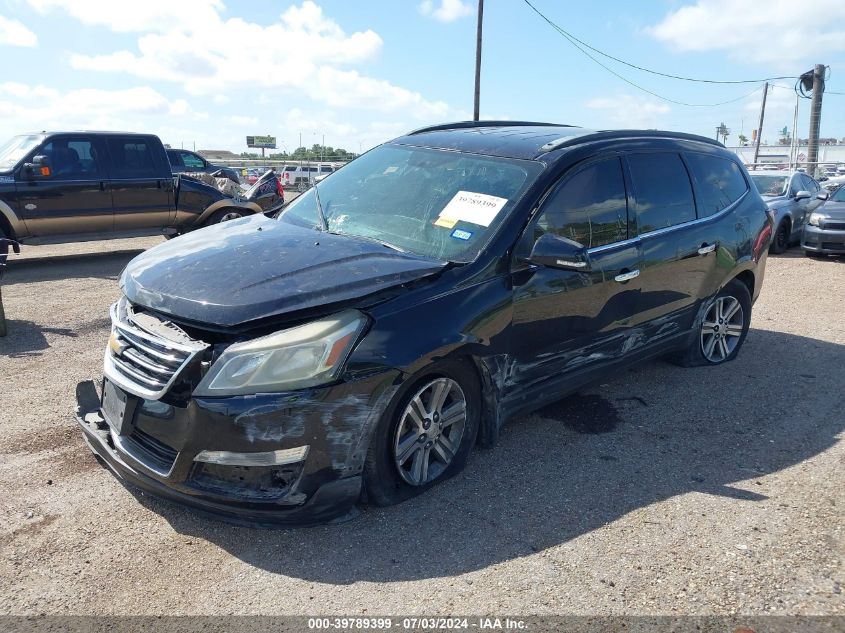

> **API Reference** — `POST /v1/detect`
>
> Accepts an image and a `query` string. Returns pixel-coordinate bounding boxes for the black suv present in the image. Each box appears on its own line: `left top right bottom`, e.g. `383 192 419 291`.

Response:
76 122 772 525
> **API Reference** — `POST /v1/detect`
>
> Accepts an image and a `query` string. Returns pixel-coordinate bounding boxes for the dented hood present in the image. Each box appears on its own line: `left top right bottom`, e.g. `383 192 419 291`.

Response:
121 214 446 328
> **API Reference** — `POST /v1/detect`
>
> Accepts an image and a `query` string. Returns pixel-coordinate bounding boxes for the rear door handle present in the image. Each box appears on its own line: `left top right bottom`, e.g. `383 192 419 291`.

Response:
614 269 640 283
698 243 716 255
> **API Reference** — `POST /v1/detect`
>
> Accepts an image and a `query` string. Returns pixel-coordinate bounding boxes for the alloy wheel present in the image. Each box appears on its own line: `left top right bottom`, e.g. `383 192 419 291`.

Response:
219 211 242 222
393 377 467 486
700 296 744 363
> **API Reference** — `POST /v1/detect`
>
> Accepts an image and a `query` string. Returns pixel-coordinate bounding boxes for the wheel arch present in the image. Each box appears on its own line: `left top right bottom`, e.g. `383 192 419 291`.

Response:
195 200 262 225
731 269 755 301
0 200 23 240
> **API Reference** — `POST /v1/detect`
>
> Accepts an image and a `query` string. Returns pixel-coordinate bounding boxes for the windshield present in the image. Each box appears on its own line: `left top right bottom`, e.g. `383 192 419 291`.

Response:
278 144 542 262
751 174 789 197
831 186 845 202
0 134 43 172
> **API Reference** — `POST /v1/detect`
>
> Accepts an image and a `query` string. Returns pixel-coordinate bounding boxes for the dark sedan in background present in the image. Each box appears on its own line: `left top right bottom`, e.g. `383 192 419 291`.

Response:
749 170 827 254
803 184 845 256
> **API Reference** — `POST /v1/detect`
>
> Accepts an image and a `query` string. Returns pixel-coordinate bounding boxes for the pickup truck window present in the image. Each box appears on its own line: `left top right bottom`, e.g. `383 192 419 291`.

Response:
107 137 159 178
41 138 102 179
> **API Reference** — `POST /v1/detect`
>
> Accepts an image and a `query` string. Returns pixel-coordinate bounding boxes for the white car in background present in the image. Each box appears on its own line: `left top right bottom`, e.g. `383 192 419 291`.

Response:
280 164 336 190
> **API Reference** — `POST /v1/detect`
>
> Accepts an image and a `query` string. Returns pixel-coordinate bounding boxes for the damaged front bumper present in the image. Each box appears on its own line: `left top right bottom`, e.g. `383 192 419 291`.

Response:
75 373 396 527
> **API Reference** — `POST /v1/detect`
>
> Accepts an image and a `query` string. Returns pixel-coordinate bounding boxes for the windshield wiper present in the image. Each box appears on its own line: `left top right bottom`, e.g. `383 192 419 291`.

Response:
328 230 408 254
313 185 329 231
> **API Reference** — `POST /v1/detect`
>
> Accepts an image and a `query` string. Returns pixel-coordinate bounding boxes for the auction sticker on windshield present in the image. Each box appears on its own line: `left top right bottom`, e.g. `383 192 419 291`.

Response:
437 191 508 227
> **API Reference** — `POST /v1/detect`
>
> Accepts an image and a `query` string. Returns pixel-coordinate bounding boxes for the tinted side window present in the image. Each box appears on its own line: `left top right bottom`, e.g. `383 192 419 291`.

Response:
800 174 818 192
166 150 183 167
535 157 628 248
626 153 696 232
107 137 158 178
181 151 205 169
684 153 748 217
40 138 101 179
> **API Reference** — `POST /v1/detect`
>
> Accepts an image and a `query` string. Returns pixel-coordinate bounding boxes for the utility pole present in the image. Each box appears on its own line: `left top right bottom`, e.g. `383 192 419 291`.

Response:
473 0 484 121
806 63 825 178
790 93 799 168
752 82 769 169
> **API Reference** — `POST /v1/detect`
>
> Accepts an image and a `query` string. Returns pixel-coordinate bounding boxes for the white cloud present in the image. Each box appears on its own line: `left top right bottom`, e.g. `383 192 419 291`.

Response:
0 83 203 139
647 0 845 65
0 15 38 47
29 0 224 34
585 94 671 128
418 0 474 22
50 1 448 117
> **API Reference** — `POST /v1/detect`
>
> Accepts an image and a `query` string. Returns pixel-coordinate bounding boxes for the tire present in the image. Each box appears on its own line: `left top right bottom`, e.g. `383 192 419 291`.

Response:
205 208 243 226
769 220 790 254
363 360 480 506
671 279 752 367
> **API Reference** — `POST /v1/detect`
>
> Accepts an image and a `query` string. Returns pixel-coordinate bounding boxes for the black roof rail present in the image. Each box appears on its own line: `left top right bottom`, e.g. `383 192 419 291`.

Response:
408 120 574 136
538 129 724 153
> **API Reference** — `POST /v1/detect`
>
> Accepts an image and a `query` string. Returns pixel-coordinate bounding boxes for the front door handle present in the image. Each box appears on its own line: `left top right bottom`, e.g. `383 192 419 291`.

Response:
614 269 640 283
698 243 716 255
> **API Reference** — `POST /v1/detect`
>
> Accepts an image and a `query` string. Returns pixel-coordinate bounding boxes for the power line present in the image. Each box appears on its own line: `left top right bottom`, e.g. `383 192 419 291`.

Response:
521 0 764 107
522 0 798 86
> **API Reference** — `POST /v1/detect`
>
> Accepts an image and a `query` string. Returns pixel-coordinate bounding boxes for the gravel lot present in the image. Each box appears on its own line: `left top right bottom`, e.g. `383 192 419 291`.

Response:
0 240 842 617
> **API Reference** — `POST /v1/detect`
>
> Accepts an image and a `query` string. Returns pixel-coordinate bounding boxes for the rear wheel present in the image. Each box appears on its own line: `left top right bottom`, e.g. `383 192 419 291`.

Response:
671 279 751 367
205 208 243 226
363 360 480 506
769 220 790 254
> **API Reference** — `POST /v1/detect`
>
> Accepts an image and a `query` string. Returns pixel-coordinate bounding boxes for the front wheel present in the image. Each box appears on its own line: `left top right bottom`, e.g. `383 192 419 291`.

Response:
671 279 752 367
769 220 790 254
363 361 480 506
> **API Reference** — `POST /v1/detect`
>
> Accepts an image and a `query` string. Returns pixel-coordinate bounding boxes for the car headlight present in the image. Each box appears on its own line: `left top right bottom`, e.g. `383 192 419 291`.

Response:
194 310 368 396
807 212 824 226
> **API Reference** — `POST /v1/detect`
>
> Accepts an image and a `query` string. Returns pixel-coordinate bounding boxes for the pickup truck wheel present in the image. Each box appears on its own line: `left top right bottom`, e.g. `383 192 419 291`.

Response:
363 360 480 507
206 208 243 226
669 279 751 367
769 220 790 254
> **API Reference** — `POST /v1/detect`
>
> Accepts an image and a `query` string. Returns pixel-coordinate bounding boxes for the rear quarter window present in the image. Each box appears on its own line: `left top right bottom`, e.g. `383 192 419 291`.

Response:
684 153 748 217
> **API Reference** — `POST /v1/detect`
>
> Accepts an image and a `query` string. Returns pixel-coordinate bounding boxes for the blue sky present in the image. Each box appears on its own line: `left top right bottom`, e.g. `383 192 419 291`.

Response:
1 0 844 153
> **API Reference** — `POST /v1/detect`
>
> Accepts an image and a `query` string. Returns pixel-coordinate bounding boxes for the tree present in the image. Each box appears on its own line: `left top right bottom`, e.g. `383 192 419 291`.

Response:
738 134 748 146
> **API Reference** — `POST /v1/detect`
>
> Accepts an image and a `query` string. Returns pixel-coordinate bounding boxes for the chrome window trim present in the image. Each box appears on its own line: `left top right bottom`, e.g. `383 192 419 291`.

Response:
587 189 748 255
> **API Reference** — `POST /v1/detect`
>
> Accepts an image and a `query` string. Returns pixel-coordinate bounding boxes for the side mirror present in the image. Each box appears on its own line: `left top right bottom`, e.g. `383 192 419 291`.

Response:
816 191 830 201
528 233 590 271
22 155 51 179
794 190 811 201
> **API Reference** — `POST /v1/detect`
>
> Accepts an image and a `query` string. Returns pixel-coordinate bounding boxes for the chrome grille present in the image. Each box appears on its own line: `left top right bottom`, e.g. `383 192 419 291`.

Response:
823 221 845 231
104 298 208 400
